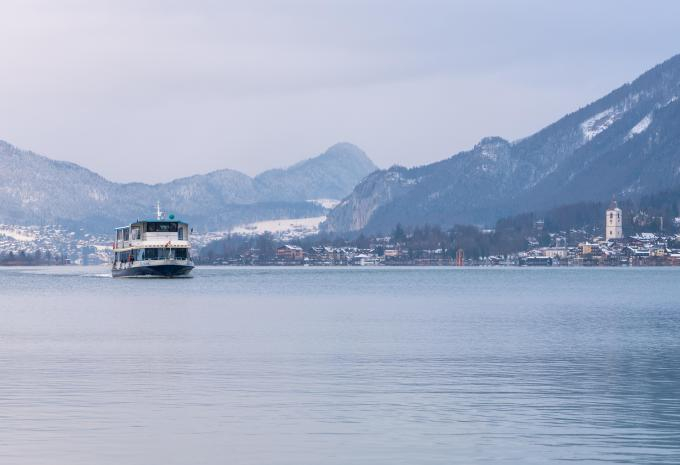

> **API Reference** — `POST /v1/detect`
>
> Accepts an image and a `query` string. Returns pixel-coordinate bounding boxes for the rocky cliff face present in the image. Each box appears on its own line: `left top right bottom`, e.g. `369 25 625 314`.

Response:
0 141 376 231
323 53 680 233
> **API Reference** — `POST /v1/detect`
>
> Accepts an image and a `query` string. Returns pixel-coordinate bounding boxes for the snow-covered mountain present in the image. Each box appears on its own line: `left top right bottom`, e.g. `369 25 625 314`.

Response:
253 143 378 201
0 141 377 232
324 53 680 233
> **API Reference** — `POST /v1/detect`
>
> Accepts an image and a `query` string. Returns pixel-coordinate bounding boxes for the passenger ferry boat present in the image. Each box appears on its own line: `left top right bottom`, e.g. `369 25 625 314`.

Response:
112 203 194 277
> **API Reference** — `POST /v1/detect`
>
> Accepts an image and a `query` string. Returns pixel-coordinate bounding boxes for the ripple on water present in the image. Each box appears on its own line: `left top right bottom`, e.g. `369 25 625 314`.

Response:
0 267 679 464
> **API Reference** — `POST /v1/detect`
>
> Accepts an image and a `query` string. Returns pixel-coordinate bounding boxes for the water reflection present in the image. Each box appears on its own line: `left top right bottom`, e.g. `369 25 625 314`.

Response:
0 266 679 464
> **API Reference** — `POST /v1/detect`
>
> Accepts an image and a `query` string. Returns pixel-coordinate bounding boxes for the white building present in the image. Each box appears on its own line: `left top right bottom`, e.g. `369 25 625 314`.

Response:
606 199 623 241
539 247 569 259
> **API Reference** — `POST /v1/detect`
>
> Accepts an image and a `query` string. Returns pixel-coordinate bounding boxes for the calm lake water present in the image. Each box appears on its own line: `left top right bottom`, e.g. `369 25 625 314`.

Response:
1 266 679 464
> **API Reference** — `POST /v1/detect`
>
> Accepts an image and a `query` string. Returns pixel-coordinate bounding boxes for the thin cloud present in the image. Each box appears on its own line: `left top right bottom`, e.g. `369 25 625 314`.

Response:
0 0 678 182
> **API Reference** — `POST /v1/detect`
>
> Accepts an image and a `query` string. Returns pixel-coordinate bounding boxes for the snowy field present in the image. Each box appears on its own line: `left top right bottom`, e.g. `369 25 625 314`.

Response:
0 226 37 242
230 216 326 239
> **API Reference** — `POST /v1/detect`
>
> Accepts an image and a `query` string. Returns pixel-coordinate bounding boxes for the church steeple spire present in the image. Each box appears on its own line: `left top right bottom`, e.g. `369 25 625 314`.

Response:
609 196 618 211
605 197 623 241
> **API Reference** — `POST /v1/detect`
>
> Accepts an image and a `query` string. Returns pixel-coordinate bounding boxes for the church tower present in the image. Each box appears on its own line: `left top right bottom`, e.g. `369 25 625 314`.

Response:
605 199 623 241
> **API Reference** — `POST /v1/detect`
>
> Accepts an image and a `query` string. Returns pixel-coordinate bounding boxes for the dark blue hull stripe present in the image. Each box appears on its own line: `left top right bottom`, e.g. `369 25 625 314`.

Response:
112 264 194 278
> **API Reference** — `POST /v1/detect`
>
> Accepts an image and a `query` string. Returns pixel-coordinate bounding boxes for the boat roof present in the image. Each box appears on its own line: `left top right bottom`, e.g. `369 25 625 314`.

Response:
140 219 188 223
116 219 188 230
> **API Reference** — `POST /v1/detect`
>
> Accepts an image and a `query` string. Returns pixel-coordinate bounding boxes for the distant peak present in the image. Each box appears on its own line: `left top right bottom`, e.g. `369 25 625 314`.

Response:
310 142 378 171
474 136 510 149
326 141 362 152
469 137 511 162
323 142 371 161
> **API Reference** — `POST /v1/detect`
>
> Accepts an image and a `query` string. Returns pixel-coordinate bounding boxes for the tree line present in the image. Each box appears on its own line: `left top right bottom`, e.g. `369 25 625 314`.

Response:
199 187 680 262
0 250 68 266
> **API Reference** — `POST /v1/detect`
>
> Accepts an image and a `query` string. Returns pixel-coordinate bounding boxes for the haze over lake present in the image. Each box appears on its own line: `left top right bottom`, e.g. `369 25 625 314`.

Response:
1 266 679 465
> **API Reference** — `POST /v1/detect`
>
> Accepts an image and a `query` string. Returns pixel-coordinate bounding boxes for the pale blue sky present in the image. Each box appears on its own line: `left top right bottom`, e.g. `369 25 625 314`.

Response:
1 0 679 182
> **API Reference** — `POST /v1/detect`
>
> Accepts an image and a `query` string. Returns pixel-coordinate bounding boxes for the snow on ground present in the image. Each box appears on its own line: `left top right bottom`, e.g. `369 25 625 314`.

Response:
0 226 36 242
191 216 326 248
309 199 340 209
230 216 326 239
0 224 112 264
625 113 653 141
580 107 622 142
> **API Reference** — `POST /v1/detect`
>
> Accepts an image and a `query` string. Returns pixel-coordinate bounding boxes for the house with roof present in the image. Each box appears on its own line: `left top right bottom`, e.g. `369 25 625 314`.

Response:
276 244 304 261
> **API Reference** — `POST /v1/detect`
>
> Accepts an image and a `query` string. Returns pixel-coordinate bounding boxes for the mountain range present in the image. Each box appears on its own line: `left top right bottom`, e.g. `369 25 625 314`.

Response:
0 141 377 232
323 53 680 233
5 53 680 238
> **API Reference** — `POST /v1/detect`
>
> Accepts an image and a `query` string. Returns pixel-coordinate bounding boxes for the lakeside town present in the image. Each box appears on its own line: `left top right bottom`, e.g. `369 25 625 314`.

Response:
201 231 680 267
202 232 680 267
199 201 680 267
0 224 109 265
3 200 680 267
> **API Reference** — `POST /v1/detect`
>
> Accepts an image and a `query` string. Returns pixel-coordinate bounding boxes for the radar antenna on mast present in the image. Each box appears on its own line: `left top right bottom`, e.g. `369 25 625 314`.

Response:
156 201 164 220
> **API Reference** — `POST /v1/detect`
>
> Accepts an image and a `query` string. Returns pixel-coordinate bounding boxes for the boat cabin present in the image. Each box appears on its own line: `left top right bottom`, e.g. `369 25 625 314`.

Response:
113 220 191 266
111 204 195 277
114 220 189 248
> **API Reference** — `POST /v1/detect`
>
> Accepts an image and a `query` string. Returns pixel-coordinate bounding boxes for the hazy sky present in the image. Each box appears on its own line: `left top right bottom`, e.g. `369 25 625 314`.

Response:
1 0 679 183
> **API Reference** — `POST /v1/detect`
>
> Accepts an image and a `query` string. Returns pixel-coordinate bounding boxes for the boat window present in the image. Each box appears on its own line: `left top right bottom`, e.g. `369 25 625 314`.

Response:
143 248 169 260
140 247 189 260
178 227 183 240
146 222 178 232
